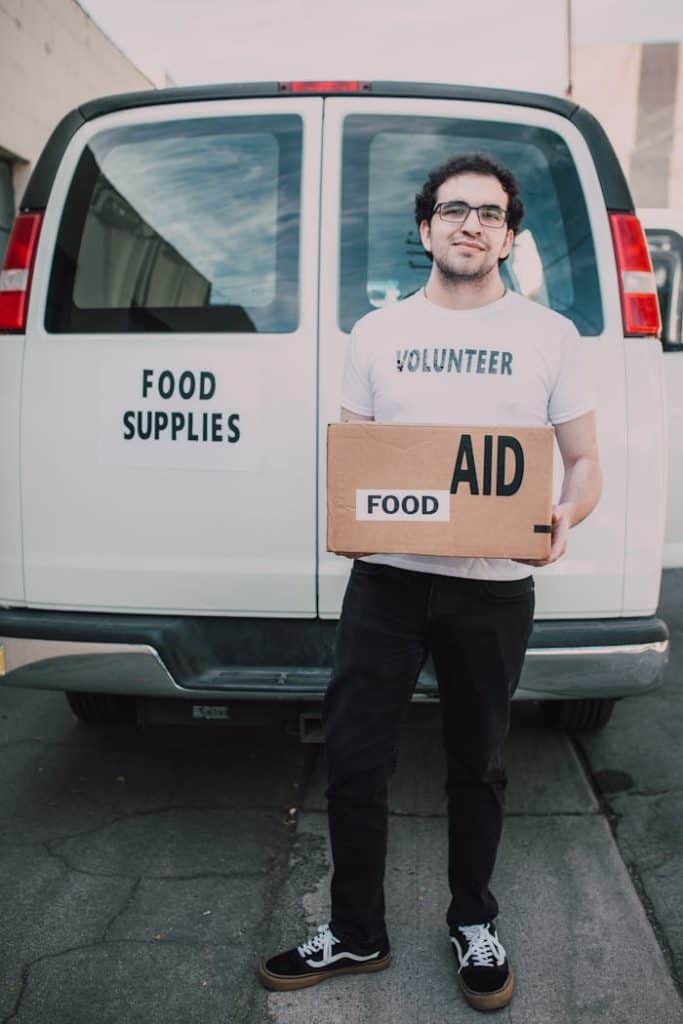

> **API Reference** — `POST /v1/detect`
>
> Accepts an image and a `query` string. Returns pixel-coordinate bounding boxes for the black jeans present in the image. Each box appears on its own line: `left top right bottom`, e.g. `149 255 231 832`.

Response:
321 560 535 949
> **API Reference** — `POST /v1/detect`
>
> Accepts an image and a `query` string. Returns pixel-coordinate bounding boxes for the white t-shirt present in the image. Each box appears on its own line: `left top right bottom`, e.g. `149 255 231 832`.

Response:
341 289 596 581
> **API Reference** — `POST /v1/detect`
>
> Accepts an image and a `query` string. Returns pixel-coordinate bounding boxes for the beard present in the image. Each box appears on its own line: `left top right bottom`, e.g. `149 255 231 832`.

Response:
432 246 499 284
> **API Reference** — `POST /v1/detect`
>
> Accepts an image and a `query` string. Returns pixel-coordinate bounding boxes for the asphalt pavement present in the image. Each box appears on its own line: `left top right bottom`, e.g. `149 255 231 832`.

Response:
0 571 682 1023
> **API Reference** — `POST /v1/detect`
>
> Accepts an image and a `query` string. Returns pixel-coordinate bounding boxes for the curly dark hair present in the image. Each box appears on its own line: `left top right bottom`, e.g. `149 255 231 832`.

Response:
414 153 524 236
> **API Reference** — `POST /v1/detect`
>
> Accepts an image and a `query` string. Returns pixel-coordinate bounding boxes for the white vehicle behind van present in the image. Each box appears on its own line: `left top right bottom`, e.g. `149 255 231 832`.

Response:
0 81 669 733
640 207 683 568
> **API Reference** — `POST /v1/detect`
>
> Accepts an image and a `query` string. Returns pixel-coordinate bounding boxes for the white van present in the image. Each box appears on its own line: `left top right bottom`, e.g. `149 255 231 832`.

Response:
0 81 669 733
639 208 683 568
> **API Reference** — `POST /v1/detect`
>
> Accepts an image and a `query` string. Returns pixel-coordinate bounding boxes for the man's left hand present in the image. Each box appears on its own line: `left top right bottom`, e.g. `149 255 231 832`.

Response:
513 503 573 567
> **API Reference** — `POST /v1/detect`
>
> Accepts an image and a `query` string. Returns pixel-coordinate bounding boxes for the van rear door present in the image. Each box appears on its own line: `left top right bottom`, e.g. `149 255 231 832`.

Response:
21 98 322 615
317 96 629 618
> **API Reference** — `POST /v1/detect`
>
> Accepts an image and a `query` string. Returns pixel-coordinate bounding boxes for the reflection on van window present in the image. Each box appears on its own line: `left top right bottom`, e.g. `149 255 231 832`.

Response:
339 115 603 336
46 115 302 333
645 229 683 346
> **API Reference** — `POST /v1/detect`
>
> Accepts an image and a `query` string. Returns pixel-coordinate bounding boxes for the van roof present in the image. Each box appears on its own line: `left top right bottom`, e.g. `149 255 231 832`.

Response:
21 80 632 213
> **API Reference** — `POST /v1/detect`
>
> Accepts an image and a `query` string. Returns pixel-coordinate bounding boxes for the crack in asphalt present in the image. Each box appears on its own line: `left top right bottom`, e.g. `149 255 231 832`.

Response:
1 941 109 1024
35 803 289 852
100 876 142 941
42 840 276 881
620 786 683 799
2 964 28 1024
571 732 683 999
1 933 253 1021
243 743 322 1024
614 856 683 997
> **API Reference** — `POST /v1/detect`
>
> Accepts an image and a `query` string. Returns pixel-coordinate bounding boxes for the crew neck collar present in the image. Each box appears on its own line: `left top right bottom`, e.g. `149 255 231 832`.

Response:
419 286 511 316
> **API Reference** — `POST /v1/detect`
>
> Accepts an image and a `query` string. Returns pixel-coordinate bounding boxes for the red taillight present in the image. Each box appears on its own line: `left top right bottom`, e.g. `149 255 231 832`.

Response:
279 80 370 93
609 213 661 337
0 212 44 333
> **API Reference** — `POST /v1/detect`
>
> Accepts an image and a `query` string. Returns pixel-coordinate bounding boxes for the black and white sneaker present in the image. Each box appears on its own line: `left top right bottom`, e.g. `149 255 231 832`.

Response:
450 921 514 1011
258 923 391 991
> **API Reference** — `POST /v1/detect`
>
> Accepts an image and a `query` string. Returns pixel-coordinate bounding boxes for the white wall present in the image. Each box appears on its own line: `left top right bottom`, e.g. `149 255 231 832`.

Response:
0 0 155 208
574 42 682 209
573 44 642 191
673 56 683 207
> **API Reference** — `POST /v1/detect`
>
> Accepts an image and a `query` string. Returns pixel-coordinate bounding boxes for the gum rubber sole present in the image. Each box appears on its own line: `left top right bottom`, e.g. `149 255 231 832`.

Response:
459 968 515 1011
257 952 392 991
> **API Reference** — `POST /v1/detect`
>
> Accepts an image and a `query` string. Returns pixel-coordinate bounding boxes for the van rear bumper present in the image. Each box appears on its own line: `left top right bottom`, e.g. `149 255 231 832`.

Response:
0 610 669 702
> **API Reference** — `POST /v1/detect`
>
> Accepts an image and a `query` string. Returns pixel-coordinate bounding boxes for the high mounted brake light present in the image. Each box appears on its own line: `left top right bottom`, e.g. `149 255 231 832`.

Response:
609 213 661 337
279 81 371 93
0 212 43 333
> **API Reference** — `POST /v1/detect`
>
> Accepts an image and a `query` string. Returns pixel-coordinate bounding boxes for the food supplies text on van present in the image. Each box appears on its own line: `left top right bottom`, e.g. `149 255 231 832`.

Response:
122 369 241 443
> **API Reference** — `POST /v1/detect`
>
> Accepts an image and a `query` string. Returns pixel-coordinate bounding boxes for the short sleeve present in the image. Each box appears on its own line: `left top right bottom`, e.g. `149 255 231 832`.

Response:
548 323 597 425
341 321 374 416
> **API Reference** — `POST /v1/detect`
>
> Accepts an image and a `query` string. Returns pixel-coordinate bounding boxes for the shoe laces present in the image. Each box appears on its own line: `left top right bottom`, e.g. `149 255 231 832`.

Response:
455 923 506 969
297 923 340 963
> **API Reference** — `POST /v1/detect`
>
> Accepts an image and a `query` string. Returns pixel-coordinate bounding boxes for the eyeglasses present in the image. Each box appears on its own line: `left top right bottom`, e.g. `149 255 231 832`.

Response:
432 201 508 228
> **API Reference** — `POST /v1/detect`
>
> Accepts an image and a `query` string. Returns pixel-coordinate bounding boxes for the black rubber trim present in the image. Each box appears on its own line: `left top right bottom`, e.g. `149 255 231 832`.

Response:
0 609 668 687
568 105 633 212
20 80 632 214
79 80 582 120
79 80 281 119
21 108 86 211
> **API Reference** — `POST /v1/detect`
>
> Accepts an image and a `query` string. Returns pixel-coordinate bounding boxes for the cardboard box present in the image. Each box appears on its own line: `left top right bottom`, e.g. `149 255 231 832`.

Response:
327 422 554 559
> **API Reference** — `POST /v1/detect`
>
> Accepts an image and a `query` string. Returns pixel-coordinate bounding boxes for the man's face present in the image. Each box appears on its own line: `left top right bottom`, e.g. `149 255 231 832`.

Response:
419 173 514 283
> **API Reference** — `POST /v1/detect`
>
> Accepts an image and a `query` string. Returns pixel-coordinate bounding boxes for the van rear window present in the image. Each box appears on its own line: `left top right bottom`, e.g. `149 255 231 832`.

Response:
339 115 603 335
46 115 302 333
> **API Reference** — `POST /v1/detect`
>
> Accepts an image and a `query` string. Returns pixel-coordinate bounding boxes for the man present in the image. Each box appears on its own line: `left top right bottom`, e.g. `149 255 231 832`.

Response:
258 154 602 1011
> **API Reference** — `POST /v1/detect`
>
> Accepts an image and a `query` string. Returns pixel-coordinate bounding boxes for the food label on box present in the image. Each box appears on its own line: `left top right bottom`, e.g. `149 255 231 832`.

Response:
355 489 451 522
